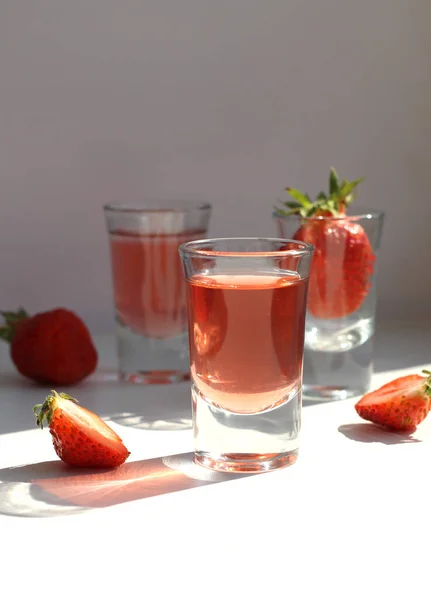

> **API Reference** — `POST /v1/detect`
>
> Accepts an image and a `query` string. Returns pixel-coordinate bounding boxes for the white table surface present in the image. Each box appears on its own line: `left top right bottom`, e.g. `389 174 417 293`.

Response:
0 323 430 600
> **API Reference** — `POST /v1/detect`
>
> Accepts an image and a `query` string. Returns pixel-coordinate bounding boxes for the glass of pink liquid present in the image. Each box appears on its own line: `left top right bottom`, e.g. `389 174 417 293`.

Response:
104 201 212 383
179 238 314 473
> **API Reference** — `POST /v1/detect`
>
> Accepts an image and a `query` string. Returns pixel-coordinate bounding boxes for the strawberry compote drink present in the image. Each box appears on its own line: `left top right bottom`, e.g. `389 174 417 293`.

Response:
187 273 307 414
179 238 313 473
104 202 212 384
110 229 206 338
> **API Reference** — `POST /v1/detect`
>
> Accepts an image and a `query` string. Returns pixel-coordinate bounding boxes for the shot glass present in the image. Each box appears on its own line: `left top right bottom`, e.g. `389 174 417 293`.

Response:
275 209 384 400
179 237 314 473
104 201 212 383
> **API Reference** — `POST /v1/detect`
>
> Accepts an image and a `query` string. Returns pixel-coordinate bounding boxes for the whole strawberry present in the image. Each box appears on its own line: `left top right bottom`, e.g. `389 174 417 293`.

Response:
276 168 375 319
0 307 98 385
34 390 130 468
355 370 431 431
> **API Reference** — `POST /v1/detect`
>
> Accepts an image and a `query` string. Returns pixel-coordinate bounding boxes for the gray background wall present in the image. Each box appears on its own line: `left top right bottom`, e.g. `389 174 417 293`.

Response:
1 1 430 332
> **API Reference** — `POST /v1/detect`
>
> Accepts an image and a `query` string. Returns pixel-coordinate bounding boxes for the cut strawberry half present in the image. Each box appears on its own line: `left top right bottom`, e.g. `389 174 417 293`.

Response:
355 370 431 432
34 391 130 468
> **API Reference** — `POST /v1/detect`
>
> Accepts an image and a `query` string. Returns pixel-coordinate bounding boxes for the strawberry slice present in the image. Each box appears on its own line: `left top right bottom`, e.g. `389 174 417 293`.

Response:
34 391 130 468
355 370 431 431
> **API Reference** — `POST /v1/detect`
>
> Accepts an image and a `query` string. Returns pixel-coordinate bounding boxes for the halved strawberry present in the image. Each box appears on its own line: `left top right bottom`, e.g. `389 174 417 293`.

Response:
276 168 375 319
34 391 130 468
355 370 431 431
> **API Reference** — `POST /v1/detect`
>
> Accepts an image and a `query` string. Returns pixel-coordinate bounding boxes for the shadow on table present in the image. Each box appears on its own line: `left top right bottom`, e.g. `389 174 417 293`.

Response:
0 452 252 518
338 423 421 445
108 378 192 431
0 369 193 434
302 398 348 407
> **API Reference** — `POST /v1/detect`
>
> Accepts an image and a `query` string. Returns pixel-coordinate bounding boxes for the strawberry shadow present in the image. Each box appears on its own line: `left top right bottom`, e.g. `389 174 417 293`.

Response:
0 452 251 518
338 423 421 444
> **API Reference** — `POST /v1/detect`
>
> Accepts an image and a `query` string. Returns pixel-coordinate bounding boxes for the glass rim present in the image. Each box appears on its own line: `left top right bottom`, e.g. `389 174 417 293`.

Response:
178 237 314 258
104 200 212 214
273 205 385 221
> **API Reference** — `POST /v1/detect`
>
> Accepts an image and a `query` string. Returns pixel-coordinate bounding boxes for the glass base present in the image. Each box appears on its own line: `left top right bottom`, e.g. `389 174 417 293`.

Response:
302 384 361 401
305 316 373 353
192 383 301 473
303 336 373 402
195 451 298 473
120 370 190 385
116 319 190 384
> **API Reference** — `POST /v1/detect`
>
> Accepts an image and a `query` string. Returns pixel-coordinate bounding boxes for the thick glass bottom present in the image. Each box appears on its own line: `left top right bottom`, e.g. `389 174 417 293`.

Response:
116 319 190 384
195 450 298 473
192 383 301 473
303 335 373 402
120 370 190 385
305 316 373 353
302 384 362 401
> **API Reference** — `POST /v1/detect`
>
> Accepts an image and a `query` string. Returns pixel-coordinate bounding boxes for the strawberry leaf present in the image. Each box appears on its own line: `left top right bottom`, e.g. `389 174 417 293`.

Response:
329 167 339 195
339 178 364 198
1 308 29 326
275 203 308 217
325 198 339 216
283 201 303 209
59 392 79 404
285 188 311 208
279 168 365 218
0 308 29 343
422 370 431 396
306 204 320 217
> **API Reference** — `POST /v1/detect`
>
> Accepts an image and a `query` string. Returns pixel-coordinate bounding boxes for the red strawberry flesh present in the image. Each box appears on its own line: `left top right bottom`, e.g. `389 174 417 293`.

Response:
294 218 375 319
355 372 431 431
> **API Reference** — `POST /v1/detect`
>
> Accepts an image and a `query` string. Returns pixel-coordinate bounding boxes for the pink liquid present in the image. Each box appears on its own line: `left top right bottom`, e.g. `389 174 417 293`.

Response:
187 273 308 413
109 229 205 338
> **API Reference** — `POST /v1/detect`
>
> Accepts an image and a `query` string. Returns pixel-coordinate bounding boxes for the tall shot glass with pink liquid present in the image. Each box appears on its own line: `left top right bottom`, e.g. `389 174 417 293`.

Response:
179 238 314 473
104 201 212 383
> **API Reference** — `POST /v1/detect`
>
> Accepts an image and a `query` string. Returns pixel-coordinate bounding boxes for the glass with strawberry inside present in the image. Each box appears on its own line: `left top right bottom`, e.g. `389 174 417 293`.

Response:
274 168 384 400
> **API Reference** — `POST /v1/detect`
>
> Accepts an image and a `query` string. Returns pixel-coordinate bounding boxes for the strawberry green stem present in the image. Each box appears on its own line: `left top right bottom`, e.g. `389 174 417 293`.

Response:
0 308 29 343
34 390 78 429
275 167 364 218
422 370 431 396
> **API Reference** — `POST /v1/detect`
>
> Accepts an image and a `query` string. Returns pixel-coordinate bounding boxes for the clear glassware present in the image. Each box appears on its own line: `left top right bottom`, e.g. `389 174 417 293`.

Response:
104 200 212 384
179 237 314 473
275 208 384 400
